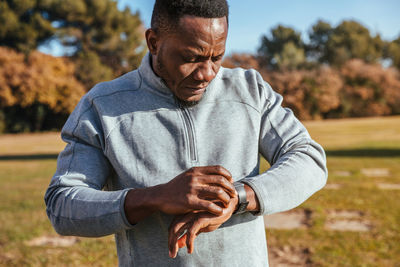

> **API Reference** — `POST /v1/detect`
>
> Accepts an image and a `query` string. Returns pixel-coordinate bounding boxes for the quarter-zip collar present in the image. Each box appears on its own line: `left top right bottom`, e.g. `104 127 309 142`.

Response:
138 53 175 98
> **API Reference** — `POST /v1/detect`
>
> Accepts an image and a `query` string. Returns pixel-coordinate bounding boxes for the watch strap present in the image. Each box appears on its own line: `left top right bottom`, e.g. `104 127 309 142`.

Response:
233 182 249 214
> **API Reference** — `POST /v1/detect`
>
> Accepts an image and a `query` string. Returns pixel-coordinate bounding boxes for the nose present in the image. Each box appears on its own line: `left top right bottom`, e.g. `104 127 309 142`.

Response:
193 60 216 83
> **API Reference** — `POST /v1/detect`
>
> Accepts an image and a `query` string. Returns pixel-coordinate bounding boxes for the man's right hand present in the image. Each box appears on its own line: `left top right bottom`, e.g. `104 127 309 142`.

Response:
124 165 236 224
156 166 236 215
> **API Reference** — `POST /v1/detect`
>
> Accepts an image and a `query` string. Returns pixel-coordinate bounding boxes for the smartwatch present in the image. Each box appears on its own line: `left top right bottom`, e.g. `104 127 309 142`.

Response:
233 182 249 214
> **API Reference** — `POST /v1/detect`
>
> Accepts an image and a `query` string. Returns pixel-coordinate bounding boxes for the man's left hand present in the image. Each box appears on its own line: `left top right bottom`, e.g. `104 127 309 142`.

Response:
168 196 238 258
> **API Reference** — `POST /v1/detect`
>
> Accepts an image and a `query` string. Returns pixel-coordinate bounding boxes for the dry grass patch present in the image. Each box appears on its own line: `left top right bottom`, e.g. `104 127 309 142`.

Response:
0 132 64 155
324 210 372 232
25 235 80 247
264 210 312 230
376 183 400 190
361 168 390 177
324 183 342 190
268 246 311 267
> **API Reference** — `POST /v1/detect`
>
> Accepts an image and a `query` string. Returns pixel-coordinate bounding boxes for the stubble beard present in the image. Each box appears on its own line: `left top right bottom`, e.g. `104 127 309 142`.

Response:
176 98 201 108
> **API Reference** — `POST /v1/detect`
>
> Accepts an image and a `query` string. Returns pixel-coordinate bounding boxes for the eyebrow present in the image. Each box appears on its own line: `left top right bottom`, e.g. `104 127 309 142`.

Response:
183 47 225 58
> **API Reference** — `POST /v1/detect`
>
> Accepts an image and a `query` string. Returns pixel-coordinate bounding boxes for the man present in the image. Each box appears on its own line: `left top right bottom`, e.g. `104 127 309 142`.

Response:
45 0 327 266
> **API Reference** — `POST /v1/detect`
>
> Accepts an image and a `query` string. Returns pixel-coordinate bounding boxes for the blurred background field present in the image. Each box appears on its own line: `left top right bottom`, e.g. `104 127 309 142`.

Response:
1 116 399 266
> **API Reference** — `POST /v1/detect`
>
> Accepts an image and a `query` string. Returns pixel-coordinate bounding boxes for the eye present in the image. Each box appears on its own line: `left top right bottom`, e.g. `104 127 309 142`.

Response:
182 55 197 63
211 55 223 62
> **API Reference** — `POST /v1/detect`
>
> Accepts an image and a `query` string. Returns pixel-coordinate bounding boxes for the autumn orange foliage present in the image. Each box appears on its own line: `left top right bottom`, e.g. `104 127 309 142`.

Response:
0 46 85 113
223 53 400 120
340 59 400 117
263 67 342 119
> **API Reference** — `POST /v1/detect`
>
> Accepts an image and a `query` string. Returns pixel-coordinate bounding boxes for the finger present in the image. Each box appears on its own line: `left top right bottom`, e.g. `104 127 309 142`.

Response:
196 165 232 181
170 228 186 258
198 175 236 197
168 214 185 232
172 240 178 258
193 199 224 215
168 215 194 257
198 185 231 205
186 221 202 254
168 221 186 257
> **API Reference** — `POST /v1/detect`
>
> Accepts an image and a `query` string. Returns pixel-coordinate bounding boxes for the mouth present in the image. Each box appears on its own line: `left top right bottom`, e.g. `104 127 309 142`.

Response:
186 87 206 95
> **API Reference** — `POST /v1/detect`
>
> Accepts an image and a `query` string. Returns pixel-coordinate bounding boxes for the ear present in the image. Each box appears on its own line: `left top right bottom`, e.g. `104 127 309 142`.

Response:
145 29 159 55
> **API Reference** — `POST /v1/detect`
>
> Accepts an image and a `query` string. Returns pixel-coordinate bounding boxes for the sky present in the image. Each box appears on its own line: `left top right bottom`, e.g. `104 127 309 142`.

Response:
117 0 400 56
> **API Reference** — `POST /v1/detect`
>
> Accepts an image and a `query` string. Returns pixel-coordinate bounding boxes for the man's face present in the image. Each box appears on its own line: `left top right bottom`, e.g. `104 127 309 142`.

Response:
147 16 228 105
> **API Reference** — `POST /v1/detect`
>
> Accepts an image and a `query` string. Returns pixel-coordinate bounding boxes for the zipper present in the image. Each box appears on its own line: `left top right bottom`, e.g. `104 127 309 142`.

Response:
179 105 198 162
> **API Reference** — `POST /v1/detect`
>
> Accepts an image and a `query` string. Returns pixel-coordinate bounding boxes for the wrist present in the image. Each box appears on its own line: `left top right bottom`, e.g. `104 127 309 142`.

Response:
243 184 260 211
124 186 162 224
145 184 166 212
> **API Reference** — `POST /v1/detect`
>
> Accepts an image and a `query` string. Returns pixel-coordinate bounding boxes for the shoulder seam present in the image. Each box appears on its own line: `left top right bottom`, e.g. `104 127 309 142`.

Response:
66 79 142 174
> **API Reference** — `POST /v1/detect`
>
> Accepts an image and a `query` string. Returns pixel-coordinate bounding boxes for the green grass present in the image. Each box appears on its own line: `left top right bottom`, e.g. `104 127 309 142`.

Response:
0 134 118 266
0 116 400 266
264 116 400 267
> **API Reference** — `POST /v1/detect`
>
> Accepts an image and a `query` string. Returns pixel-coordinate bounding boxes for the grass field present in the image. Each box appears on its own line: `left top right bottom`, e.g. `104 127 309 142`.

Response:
1 116 399 266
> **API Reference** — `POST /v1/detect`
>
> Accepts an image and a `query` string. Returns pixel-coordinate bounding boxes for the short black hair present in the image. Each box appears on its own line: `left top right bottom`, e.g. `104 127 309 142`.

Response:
151 0 229 34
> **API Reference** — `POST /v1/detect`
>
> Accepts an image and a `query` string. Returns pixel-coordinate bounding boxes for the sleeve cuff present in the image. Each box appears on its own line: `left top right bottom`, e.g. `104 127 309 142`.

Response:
240 179 266 216
119 188 136 228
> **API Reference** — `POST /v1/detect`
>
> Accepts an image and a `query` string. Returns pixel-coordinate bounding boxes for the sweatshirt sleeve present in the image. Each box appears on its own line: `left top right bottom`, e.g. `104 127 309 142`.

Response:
44 92 134 237
240 78 328 216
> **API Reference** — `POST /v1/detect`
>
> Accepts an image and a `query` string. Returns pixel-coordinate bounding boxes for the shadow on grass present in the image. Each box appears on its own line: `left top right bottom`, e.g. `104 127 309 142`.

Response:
0 154 58 161
0 148 399 161
326 148 400 157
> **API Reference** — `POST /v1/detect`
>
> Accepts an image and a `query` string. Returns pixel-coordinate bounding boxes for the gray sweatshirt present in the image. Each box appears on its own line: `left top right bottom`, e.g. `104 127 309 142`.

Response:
45 53 327 266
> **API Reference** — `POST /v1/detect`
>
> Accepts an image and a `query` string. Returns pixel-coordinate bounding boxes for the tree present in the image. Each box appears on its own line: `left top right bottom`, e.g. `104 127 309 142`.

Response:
308 20 384 66
263 67 342 119
307 20 333 62
46 0 146 87
0 0 54 54
273 42 306 70
387 36 400 69
0 46 85 132
258 25 306 70
339 59 400 117
0 0 146 89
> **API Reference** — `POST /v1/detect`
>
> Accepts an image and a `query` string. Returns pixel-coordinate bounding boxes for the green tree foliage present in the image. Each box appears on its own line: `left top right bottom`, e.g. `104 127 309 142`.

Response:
308 20 384 66
0 0 146 89
74 50 114 90
308 20 333 62
0 0 54 54
387 36 400 69
273 42 306 70
0 46 85 133
258 20 387 70
258 25 306 70
46 0 146 87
